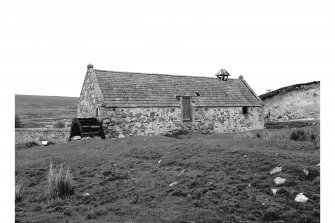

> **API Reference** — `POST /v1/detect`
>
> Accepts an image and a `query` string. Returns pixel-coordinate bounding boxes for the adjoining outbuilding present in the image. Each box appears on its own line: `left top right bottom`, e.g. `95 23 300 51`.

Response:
75 64 264 138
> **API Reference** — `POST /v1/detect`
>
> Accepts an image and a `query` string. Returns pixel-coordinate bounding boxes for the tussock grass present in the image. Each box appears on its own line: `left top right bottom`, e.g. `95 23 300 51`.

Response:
53 121 66 128
15 181 23 202
46 163 74 199
234 126 319 142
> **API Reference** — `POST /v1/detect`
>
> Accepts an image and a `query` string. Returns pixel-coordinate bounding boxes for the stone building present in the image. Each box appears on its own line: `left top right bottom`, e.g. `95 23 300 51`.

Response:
77 64 264 138
259 81 320 122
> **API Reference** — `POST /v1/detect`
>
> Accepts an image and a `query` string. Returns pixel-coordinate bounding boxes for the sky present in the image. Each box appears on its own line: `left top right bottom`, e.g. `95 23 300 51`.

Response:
2 0 333 97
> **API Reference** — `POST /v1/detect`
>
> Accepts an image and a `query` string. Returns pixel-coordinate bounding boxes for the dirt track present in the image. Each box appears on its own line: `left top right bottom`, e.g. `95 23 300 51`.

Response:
15 134 320 222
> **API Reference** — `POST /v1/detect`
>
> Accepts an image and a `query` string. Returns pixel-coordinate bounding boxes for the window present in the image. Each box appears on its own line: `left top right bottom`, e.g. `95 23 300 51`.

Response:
96 108 99 116
242 107 248 115
182 96 191 121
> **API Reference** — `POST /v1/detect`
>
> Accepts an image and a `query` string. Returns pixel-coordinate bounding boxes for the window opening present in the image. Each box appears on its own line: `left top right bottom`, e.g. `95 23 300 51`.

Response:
242 107 248 115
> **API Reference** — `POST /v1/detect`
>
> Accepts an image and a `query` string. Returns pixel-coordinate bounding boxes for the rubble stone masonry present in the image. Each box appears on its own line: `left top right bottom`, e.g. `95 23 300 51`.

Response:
78 69 102 118
262 83 320 121
99 106 264 138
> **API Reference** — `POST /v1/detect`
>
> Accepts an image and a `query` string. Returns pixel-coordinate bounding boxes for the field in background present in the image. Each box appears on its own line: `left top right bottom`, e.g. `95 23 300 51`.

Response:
15 134 320 222
15 94 78 128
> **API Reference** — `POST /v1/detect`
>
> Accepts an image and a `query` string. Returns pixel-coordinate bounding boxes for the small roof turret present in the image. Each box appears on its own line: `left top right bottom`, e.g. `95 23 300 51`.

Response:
215 69 230 81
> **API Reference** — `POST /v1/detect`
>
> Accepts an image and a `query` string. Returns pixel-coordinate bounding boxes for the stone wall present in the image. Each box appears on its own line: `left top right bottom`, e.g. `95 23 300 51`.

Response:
15 128 70 144
99 106 264 138
262 83 320 121
78 69 102 118
100 107 182 138
193 107 264 133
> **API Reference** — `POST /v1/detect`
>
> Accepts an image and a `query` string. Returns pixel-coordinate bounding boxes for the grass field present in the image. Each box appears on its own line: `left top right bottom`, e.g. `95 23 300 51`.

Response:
15 94 78 128
15 132 320 223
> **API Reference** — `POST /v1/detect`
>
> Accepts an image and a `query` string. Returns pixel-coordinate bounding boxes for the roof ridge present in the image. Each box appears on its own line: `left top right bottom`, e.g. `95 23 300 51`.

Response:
94 69 239 80
258 81 320 100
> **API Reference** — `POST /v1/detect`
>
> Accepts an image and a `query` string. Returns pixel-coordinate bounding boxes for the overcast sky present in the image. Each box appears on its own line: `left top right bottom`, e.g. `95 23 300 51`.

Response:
2 0 333 97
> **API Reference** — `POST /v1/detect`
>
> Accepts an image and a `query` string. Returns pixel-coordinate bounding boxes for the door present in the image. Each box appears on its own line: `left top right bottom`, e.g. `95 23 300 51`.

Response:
182 97 191 121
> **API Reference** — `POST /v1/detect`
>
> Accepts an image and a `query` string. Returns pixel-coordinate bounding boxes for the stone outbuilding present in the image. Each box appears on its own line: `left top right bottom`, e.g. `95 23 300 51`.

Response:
77 64 264 138
259 81 320 122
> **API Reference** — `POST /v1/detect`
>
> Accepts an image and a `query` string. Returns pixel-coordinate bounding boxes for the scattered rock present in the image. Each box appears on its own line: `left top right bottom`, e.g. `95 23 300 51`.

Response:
169 182 178 187
118 134 125 138
72 136 81 141
270 166 282 175
158 159 162 164
41 141 49 146
295 193 308 202
83 192 90 197
274 177 286 185
271 188 279 196
303 168 309 176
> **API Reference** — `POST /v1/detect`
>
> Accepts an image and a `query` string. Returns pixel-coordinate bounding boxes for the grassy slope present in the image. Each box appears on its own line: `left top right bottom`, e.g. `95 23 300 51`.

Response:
15 134 320 223
15 94 78 127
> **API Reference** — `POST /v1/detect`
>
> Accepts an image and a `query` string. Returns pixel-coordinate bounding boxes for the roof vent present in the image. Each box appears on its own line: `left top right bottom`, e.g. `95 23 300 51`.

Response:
215 69 230 81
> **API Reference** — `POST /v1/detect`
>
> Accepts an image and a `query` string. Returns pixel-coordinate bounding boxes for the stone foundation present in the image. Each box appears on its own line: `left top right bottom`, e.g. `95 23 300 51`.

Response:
99 106 264 138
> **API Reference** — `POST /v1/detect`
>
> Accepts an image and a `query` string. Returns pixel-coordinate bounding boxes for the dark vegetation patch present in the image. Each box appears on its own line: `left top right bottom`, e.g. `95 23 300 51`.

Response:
15 134 320 223
265 120 319 129
53 121 66 128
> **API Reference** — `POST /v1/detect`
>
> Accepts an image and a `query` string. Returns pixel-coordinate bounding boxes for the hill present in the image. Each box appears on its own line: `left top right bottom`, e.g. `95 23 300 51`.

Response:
15 94 78 111
15 134 320 223
15 95 78 128
259 81 320 122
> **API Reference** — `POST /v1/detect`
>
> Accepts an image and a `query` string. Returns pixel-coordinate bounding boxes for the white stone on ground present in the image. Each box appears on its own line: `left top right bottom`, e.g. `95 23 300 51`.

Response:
72 136 81 141
169 182 178 187
295 193 308 202
271 188 279 195
303 168 309 176
274 177 286 185
270 166 282 175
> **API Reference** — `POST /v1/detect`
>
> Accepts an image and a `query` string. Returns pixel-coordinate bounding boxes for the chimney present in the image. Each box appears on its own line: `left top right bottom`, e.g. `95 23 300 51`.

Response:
87 63 93 70
215 68 230 81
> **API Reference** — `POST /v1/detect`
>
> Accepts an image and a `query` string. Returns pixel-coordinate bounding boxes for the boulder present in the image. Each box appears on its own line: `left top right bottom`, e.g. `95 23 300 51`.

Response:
274 177 286 185
295 193 308 202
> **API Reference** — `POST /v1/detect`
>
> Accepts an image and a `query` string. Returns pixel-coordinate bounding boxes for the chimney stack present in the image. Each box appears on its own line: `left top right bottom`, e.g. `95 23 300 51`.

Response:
87 63 93 70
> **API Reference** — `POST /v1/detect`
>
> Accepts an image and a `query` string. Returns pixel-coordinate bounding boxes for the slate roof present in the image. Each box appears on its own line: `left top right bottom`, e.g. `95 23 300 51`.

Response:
93 69 263 108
